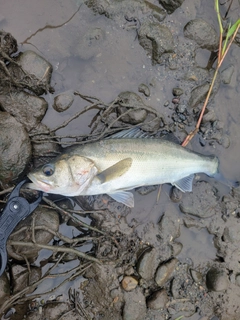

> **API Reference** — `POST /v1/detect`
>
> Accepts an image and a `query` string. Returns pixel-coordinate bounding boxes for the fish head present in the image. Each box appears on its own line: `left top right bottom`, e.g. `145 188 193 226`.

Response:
27 155 98 196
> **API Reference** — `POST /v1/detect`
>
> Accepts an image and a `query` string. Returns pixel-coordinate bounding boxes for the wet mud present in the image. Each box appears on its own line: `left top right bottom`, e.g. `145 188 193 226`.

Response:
0 0 240 319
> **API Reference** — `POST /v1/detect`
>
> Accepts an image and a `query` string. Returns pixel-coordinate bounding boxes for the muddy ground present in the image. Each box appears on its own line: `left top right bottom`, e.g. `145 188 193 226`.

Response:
0 0 240 319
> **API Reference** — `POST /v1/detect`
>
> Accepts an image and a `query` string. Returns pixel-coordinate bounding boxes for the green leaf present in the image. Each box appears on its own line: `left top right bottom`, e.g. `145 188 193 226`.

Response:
215 0 223 34
227 19 240 38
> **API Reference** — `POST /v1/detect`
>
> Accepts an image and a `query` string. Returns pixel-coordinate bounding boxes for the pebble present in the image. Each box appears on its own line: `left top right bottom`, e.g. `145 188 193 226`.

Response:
121 276 138 291
147 289 169 310
221 65 234 84
171 242 183 256
172 87 183 96
155 258 178 286
190 268 203 284
137 247 159 281
189 82 210 108
170 186 182 203
235 274 240 286
206 267 229 291
122 287 147 320
53 90 74 112
138 83 150 97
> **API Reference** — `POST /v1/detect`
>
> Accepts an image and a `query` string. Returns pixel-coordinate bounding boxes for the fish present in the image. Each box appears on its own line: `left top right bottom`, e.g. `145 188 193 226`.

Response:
27 128 219 207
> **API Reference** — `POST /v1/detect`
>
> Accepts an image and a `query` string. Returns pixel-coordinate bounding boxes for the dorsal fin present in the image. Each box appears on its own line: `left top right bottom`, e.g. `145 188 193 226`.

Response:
106 127 151 139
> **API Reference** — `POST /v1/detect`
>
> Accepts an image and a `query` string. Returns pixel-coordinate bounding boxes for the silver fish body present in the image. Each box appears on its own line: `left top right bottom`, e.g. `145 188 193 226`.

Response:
27 130 219 207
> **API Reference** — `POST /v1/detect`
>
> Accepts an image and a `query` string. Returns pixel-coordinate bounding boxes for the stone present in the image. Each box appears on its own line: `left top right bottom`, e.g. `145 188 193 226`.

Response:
155 258 178 286
138 22 174 64
122 287 147 320
0 90 48 131
121 276 138 291
7 207 59 261
0 112 31 185
188 82 210 108
147 289 169 309
184 19 218 51
206 267 229 292
12 265 41 294
158 0 185 14
221 65 234 84
0 272 10 302
172 87 183 96
53 90 74 112
137 248 159 281
138 83 150 97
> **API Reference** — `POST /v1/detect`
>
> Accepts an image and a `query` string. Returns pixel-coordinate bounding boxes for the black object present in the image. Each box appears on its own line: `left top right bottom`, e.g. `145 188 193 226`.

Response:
0 179 42 276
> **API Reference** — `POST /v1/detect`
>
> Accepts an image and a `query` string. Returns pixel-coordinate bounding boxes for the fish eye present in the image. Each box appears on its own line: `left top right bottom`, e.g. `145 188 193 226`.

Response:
42 164 55 176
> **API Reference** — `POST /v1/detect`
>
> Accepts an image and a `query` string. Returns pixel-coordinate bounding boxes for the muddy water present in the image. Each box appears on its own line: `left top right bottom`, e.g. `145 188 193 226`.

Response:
1 0 240 318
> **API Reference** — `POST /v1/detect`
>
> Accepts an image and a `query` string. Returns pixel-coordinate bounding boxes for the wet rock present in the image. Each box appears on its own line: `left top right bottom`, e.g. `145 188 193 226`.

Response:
138 22 174 64
122 287 147 320
144 1 167 22
14 50 53 95
137 247 160 281
222 225 240 243
221 65 234 84
206 267 229 292
188 82 210 108
7 207 59 261
121 276 138 291
184 19 218 51
0 112 31 185
155 258 178 286
190 268 203 284
138 83 150 97
158 0 185 14
0 30 18 57
171 242 183 256
0 272 10 301
53 90 74 112
172 87 183 96
147 289 169 310
158 212 181 241
12 265 41 294
74 27 105 60
179 181 220 218
220 135 230 148
0 90 48 131
117 91 148 124
202 109 217 123
168 300 196 317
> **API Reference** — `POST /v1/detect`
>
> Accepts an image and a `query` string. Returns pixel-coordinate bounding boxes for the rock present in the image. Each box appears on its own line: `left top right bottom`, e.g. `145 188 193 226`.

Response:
144 1 167 22
117 91 148 124
171 242 183 256
188 82 210 108
179 181 220 218
0 90 48 131
222 225 240 243
172 87 184 96
236 274 240 286
170 186 182 202
155 258 178 286
147 289 169 310
14 50 53 95
206 267 229 291
138 83 150 97
53 90 74 112
122 287 147 320
158 0 185 14
138 22 174 64
7 207 59 261
12 265 41 294
0 30 18 57
121 276 138 291
190 268 203 284
221 65 234 84
0 272 10 302
0 112 31 185
158 213 181 241
202 109 217 123
220 135 230 148
137 247 159 281
184 19 218 51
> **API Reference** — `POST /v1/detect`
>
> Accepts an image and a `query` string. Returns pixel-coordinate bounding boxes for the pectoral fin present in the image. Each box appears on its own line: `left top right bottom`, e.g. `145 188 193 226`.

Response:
108 191 134 207
172 174 194 192
97 158 132 183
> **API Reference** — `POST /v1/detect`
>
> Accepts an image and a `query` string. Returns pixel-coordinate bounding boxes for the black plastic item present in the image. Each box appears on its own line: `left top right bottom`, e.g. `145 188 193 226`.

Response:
0 179 42 276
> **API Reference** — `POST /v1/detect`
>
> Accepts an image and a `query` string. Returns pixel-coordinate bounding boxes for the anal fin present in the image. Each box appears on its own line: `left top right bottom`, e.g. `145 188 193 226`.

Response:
172 174 195 192
108 191 134 208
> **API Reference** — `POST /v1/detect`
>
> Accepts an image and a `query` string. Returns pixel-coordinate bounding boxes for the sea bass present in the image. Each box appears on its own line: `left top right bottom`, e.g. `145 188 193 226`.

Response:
27 128 219 207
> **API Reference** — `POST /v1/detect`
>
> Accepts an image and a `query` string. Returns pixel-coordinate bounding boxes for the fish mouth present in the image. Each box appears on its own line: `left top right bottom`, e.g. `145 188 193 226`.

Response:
27 173 52 193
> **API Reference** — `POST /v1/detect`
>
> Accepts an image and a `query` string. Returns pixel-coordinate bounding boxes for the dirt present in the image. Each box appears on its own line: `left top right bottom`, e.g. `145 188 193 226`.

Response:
0 0 240 319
